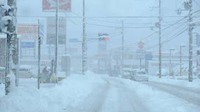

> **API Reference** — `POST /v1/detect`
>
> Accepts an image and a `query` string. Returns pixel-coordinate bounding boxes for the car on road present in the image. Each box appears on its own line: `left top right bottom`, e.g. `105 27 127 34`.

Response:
131 70 149 81
121 68 136 79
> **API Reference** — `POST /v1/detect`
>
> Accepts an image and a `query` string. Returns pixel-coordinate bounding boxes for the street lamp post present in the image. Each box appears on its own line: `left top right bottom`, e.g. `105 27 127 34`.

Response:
54 0 59 83
169 48 174 77
180 45 185 76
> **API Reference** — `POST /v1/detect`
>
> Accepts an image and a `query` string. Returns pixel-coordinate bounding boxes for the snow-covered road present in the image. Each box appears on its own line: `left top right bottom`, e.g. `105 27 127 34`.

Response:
144 81 200 106
64 79 109 112
1 73 200 112
101 78 148 112
65 78 148 112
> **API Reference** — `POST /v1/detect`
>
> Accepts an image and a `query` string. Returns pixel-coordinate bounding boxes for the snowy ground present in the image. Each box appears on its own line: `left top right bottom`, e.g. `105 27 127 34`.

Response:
0 72 200 112
150 75 200 89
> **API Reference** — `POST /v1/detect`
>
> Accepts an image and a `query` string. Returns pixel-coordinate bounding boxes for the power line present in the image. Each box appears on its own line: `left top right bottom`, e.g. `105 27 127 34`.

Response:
17 15 200 19
193 0 200 7
140 9 200 41
161 21 187 38
139 8 200 41
85 22 153 29
124 20 188 48
145 22 187 46
161 28 188 44
140 17 188 41
70 11 194 26
148 25 188 49
147 27 187 50
17 8 200 19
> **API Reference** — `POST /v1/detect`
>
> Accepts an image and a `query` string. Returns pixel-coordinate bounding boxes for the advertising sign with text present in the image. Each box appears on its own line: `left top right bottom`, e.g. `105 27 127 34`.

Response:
43 0 71 12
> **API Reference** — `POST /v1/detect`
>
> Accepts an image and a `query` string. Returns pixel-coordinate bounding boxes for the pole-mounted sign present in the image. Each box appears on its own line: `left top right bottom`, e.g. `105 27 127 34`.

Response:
42 0 71 12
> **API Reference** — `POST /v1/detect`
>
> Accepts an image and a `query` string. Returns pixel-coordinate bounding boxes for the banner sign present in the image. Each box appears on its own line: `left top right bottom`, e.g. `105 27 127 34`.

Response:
21 42 35 48
17 24 38 39
17 24 38 57
46 16 66 44
43 0 71 12
0 37 6 67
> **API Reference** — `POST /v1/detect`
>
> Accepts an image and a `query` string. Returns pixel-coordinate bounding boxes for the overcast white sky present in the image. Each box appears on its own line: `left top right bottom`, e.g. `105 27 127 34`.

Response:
16 0 200 55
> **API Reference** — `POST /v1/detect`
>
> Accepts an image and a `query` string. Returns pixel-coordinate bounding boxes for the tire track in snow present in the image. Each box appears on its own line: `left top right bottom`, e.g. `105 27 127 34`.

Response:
64 79 110 112
102 78 149 112
145 81 200 106
121 83 149 112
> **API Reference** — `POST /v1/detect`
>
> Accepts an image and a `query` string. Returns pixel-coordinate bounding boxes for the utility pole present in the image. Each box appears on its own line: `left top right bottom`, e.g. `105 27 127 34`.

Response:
5 0 17 95
180 45 185 76
158 0 162 78
82 0 87 75
121 21 124 75
188 0 193 82
54 0 59 83
37 20 41 89
169 48 174 77
180 46 182 76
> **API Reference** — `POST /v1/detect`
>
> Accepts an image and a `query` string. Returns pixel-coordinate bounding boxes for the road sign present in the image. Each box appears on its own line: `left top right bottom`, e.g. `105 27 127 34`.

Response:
47 16 66 44
136 49 145 59
0 37 6 67
145 53 153 60
21 42 35 48
43 0 71 12
138 41 144 49
69 38 81 43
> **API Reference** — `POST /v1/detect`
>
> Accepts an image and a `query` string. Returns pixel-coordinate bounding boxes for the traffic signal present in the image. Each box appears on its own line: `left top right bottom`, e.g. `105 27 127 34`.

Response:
98 33 109 41
99 37 109 41
0 4 12 33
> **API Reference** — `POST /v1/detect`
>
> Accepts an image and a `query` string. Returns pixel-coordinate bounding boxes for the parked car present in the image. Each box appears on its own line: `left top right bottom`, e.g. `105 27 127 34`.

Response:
122 68 136 79
13 65 34 78
131 70 149 81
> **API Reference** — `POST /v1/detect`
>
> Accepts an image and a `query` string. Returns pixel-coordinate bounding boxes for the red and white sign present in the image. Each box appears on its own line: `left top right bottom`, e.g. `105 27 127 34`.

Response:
17 24 38 40
42 0 71 12
138 41 144 49
17 24 38 34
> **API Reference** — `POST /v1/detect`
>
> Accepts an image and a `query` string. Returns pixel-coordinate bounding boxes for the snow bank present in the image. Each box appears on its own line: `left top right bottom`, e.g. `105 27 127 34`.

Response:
149 76 200 89
120 79 200 112
0 73 106 112
0 86 48 112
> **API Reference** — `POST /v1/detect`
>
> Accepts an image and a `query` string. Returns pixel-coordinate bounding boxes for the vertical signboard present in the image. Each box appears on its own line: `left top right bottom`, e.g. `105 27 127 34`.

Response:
0 35 6 83
17 24 38 57
42 0 71 12
197 50 200 73
0 35 6 67
46 16 66 45
196 34 200 47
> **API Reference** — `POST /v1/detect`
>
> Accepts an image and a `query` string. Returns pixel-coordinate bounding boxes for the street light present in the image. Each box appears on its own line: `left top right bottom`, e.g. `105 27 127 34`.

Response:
169 48 174 77
180 45 185 76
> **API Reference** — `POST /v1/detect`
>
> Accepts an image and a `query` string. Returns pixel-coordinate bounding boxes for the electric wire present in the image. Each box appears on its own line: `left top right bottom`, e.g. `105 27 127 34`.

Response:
144 22 188 47
193 0 200 8
147 27 188 50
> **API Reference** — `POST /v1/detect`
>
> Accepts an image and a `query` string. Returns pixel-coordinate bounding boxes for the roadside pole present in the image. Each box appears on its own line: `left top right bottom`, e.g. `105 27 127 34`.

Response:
37 20 41 89
54 0 59 83
5 0 17 95
158 0 162 78
188 0 193 82
121 21 124 75
82 0 87 75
